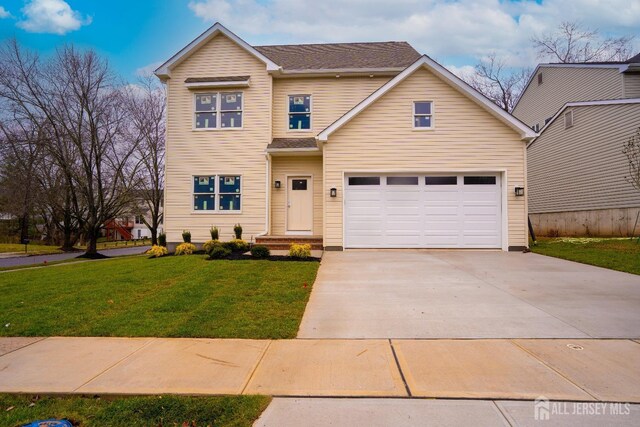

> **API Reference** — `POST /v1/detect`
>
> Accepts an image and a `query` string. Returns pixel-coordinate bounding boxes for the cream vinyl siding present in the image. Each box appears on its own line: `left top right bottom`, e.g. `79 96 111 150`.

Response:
323 67 527 248
623 74 640 98
527 103 640 214
513 67 623 129
164 34 272 243
270 156 323 235
272 76 391 138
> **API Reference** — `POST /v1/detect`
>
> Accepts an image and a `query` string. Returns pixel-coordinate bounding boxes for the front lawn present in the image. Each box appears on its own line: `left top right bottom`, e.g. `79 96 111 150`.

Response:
0 243 64 255
0 394 270 427
0 255 319 338
531 237 640 275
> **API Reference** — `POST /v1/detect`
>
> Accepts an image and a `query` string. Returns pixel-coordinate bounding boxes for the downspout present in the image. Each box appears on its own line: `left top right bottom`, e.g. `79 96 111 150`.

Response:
257 152 271 238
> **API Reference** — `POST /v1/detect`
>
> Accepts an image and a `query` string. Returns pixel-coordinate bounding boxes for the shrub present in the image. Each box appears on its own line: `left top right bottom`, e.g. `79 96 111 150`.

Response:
158 233 167 247
147 245 168 258
182 230 191 243
210 226 219 240
223 239 249 253
175 242 196 255
208 245 232 259
289 243 311 259
251 245 270 259
233 224 243 240
202 239 219 253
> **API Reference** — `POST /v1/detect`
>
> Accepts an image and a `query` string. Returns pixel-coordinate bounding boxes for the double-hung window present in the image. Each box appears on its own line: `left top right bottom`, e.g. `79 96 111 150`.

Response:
288 95 311 130
195 92 242 129
193 175 241 211
413 101 433 129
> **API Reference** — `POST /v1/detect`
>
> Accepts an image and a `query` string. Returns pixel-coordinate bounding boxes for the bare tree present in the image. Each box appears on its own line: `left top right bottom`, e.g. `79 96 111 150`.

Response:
465 54 531 112
532 21 635 63
623 127 640 192
125 77 165 245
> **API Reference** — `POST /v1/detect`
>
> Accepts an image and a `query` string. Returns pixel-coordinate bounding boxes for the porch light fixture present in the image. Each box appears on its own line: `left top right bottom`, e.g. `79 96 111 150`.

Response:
330 188 337 198
274 180 281 189
515 186 525 196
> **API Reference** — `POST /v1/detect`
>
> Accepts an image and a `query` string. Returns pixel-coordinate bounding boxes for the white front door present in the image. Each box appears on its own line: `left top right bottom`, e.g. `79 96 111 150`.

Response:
287 176 313 233
344 174 502 248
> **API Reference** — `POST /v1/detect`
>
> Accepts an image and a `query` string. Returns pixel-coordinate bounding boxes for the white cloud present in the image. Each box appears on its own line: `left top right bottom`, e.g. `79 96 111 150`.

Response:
0 6 11 18
446 64 476 79
187 0 640 69
17 0 91 35
136 61 163 77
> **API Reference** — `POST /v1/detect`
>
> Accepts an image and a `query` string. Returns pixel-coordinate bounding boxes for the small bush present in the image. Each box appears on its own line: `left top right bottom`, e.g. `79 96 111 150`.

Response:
223 239 249 253
182 230 191 243
289 243 311 259
158 233 167 247
208 245 232 259
210 226 219 240
202 239 219 253
175 242 196 255
233 224 243 240
251 245 270 259
147 245 168 258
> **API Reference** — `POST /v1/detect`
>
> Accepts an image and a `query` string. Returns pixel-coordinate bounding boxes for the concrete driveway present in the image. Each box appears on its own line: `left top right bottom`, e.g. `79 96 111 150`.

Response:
298 250 640 338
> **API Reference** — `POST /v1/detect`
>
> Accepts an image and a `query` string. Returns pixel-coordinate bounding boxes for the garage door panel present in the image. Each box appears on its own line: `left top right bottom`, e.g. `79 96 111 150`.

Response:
345 174 501 248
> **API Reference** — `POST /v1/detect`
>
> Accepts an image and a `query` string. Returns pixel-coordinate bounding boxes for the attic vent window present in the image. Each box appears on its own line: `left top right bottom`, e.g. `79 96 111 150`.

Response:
564 110 574 129
537 73 543 85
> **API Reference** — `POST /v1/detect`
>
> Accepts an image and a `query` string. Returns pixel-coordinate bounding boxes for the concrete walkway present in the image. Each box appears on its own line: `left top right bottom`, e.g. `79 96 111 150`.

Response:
0 245 151 268
1 337 639 403
299 250 640 339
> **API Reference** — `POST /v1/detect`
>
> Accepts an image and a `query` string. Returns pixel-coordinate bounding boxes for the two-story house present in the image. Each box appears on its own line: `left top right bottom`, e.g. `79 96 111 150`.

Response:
513 56 640 236
155 23 536 251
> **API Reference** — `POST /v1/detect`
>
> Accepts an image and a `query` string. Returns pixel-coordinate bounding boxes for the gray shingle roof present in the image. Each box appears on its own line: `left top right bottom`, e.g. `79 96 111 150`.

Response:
254 42 421 71
267 138 318 150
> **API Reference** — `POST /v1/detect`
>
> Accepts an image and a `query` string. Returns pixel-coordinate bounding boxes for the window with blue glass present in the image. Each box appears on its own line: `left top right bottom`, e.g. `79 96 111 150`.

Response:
413 101 433 129
288 95 311 130
195 92 242 129
219 176 241 211
193 176 215 210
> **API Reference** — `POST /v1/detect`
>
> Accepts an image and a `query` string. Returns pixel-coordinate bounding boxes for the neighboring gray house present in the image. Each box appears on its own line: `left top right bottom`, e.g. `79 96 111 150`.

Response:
514 54 640 236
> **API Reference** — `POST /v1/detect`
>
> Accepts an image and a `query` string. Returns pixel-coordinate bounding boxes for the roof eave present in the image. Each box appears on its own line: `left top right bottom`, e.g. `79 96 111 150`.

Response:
154 22 281 79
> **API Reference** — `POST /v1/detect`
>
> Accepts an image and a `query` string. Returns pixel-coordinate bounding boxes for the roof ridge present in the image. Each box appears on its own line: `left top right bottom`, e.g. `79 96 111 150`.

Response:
254 41 412 48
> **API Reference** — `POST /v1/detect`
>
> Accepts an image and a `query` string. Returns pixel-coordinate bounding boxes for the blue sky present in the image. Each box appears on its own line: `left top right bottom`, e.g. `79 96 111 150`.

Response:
0 0 638 81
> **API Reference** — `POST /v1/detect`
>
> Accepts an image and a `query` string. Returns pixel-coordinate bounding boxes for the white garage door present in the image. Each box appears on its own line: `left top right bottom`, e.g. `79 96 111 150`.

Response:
344 174 502 248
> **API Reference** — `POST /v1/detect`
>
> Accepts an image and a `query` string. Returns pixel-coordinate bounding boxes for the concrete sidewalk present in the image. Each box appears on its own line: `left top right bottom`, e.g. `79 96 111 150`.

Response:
1 337 639 403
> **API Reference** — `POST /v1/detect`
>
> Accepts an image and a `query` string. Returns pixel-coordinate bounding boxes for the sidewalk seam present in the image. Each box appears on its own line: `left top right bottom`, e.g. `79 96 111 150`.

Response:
0 337 47 357
71 338 158 392
388 339 412 397
241 340 272 394
491 401 514 427
509 339 600 401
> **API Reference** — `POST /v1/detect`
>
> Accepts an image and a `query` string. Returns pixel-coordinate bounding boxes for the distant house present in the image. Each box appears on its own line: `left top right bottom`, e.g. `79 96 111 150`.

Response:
154 23 536 251
513 54 640 237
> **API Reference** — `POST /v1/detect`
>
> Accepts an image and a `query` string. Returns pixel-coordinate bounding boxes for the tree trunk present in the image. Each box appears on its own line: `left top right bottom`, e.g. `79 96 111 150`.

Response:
19 212 29 243
60 206 75 252
84 226 99 256
150 227 158 246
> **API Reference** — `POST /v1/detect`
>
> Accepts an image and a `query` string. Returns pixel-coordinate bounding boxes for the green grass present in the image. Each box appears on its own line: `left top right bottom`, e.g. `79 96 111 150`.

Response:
531 237 640 275
0 394 270 427
0 255 319 338
0 243 63 255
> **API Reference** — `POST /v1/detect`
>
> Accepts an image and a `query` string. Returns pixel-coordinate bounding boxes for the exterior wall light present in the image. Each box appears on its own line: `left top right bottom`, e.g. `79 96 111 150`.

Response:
515 186 525 196
330 188 337 198
274 180 281 189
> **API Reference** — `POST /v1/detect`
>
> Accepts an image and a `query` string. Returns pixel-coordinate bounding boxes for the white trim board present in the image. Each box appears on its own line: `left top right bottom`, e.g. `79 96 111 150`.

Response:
316 55 536 142
155 22 280 79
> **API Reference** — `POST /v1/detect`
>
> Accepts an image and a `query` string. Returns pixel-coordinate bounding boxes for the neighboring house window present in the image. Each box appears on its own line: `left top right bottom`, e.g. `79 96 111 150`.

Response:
135 215 144 224
537 73 543 85
193 175 241 211
288 95 311 130
194 92 242 129
413 101 433 128
564 110 574 129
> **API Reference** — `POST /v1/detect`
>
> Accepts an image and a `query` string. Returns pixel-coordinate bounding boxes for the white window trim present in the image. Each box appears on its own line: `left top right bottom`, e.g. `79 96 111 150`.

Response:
191 174 243 214
413 100 434 130
287 94 313 132
193 91 244 131
564 110 574 129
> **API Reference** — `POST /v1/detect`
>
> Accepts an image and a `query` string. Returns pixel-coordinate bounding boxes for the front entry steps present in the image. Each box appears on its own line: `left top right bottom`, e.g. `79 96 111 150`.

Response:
255 235 323 250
